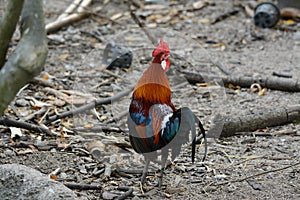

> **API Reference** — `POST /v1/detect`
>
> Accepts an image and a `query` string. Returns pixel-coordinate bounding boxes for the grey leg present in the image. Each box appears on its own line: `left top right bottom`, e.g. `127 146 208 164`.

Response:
141 158 150 185
158 152 168 187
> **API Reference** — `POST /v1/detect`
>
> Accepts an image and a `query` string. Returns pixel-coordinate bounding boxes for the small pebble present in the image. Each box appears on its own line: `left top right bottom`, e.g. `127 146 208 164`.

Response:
4 149 16 157
293 32 300 41
0 153 6 158
47 34 65 44
131 196 141 200
214 174 227 181
15 99 29 107
102 191 118 200
60 172 68 179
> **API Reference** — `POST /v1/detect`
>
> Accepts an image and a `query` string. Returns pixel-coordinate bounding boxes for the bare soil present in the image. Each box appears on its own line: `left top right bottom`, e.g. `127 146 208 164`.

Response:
0 0 300 199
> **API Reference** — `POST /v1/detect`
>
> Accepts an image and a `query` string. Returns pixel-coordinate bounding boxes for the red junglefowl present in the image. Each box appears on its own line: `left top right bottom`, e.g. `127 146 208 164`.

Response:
127 39 207 187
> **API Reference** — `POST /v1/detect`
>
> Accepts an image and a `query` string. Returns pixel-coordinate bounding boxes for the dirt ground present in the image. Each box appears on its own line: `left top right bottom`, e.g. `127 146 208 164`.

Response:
0 0 300 199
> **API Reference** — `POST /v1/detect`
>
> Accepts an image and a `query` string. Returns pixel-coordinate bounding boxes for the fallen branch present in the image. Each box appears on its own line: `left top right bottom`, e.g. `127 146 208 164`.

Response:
44 87 133 124
46 0 92 33
208 105 300 137
183 71 300 92
0 117 56 136
63 182 102 190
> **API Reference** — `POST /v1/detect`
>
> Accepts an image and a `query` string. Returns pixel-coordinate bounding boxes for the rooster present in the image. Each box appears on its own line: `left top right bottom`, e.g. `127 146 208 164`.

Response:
127 39 207 187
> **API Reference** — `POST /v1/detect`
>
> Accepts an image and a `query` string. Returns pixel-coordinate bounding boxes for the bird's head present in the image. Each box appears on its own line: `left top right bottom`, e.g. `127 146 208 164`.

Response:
152 39 170 72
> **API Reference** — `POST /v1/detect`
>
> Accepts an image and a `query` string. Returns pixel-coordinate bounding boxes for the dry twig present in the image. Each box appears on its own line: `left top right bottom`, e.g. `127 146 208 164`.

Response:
44 87 133 124
116 186 133 200
214 161 300 186
0 117 56 136
64 182 102 190
211 8 240 24
46 0 92 33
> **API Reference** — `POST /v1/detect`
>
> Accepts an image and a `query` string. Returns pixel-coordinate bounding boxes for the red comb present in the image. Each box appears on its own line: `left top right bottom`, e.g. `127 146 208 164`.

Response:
152 39 170 57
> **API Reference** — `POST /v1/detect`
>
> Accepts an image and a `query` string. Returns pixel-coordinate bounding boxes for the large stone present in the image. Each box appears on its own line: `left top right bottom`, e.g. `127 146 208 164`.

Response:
0 164 77 200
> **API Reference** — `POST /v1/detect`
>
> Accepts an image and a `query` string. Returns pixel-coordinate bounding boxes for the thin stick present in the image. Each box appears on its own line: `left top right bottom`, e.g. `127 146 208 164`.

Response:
0 117 56 136
46 0 92 33
215 161 300 186
58 0 82 21
211 8 240 24
23 106 48 121
45 87 133 124
64 182 102 190
129 10 157 45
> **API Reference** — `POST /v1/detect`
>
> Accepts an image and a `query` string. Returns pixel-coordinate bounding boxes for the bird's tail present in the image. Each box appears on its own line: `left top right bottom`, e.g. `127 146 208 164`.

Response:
177 107 207 163
197 119 207 162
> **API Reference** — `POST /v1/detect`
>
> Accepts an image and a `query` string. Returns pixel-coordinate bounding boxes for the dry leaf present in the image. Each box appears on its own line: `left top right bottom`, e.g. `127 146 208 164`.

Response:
84 123 94 128
211 42 226 49
144 4 167 10
43 74 49 80
283 19 297 25
61 133 70 139
49 174 58 180
198 18 210 23
250 83 262 93
244 4 254 17
10 127 23 139
59 53 69 60
258 87 267 96
56 139 71 149
52 99 66 106
100 115 109 121
110 13 123 20
27 97 52 108
193 1 207 10
196 83 209 87
17 149 35 155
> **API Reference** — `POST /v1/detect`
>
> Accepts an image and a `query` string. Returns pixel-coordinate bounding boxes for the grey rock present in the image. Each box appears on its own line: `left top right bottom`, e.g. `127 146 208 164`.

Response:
0 164 77 200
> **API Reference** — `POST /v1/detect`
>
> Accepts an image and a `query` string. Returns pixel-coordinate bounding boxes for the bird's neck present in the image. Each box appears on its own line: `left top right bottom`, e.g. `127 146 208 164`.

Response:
152 56 162 64
133 63 171 105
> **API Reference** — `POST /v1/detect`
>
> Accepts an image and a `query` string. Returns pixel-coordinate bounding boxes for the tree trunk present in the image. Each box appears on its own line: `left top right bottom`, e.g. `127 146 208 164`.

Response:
0 0 48 115
0 1 24 68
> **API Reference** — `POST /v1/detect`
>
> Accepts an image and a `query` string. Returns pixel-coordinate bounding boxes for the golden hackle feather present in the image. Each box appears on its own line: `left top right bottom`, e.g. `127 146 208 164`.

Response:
133 63 171 104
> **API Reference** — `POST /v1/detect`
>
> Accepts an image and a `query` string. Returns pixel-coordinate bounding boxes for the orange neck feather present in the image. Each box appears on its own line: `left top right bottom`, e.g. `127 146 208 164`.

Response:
133 63 171 104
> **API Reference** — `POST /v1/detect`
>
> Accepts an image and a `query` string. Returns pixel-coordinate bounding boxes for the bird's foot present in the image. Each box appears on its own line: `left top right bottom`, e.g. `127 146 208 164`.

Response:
139 180 155 194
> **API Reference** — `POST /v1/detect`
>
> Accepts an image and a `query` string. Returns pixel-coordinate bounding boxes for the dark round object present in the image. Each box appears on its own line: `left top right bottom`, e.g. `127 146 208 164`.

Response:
254 2 280 28
102 42 133 70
